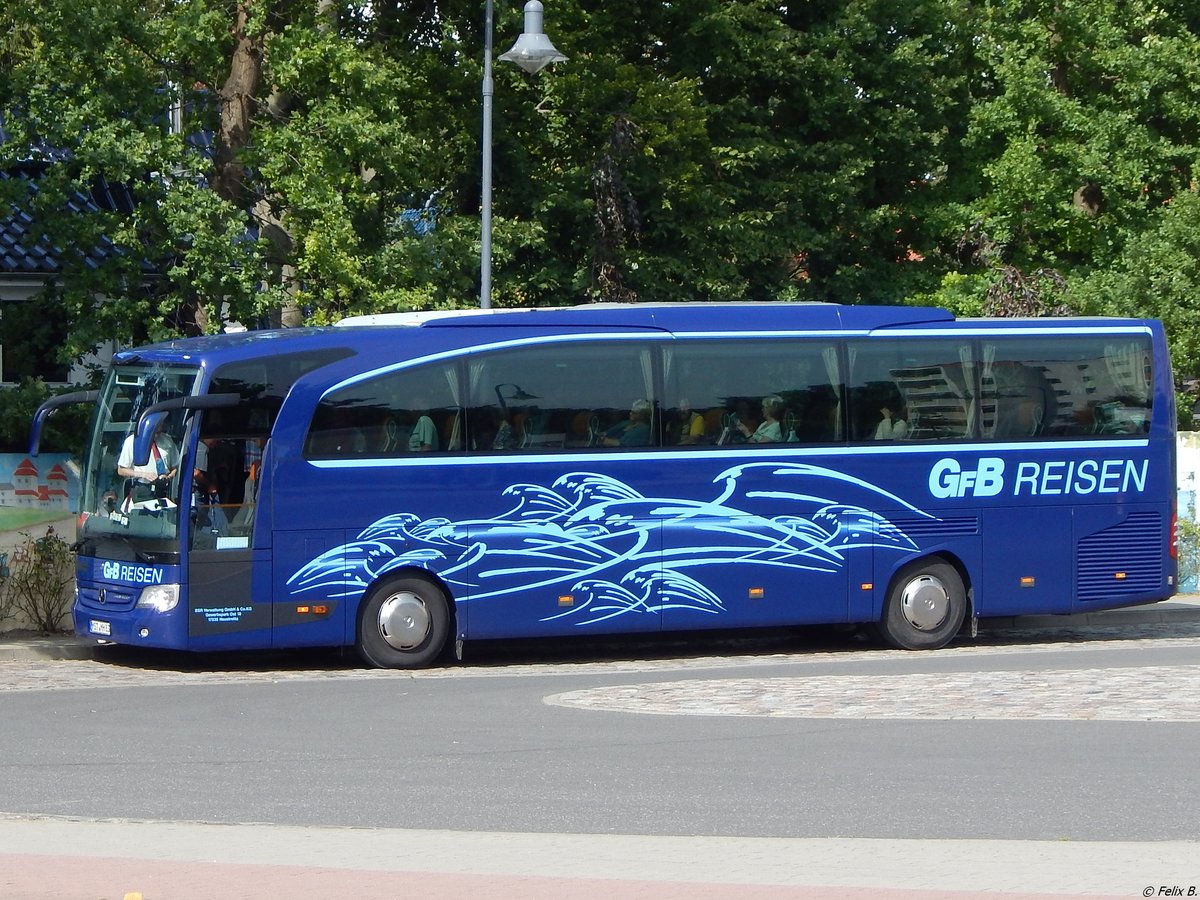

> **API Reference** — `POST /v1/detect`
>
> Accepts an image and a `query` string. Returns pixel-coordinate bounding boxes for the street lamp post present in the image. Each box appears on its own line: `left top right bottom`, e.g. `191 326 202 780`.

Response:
480 0 566 309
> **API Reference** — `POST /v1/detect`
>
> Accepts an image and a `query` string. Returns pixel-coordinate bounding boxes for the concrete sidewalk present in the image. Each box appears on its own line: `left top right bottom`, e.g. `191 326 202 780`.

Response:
2 595 1199 664
978 594 1200 630
1 817 1196 899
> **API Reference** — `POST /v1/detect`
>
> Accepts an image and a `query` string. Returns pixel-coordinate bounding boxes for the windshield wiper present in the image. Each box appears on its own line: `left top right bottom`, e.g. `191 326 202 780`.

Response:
117 536 156 564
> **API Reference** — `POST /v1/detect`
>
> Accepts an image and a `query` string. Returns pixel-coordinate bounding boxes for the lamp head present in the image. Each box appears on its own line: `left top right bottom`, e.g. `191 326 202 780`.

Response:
498 1 567 74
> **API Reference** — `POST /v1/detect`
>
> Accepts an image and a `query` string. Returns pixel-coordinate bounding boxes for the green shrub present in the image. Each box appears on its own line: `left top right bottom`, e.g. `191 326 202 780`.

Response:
1178 517 1200 594
0 378 92 454
0 527 74 634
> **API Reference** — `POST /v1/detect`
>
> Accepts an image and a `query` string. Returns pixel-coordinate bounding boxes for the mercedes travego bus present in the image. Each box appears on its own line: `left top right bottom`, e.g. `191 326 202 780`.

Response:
31 303 1177 668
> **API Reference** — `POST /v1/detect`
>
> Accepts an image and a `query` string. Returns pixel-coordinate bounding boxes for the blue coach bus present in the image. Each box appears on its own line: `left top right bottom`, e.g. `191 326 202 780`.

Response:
32 303 1177 667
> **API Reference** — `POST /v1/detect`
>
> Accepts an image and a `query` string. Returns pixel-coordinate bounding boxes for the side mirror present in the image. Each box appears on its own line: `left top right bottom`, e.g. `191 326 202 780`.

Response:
131 394 240 467
132 411 170 467
29 390 99 456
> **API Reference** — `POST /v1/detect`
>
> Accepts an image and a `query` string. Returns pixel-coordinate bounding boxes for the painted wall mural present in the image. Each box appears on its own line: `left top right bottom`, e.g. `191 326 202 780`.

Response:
286 462 930 626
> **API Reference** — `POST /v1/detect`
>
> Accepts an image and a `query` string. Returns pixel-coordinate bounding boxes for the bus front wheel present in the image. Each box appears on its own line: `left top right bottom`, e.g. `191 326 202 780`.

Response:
357 576 450 669
877 559 966 650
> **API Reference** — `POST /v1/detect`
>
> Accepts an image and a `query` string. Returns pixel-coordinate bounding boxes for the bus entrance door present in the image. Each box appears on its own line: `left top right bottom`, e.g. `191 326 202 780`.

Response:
187 548 271 647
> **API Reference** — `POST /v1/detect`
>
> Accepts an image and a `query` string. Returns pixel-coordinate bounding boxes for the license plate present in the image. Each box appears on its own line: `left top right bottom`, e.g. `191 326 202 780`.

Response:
89 620 111 637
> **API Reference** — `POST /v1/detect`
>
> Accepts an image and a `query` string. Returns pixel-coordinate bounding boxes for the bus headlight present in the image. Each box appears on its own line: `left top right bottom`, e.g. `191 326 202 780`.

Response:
136 584 180 613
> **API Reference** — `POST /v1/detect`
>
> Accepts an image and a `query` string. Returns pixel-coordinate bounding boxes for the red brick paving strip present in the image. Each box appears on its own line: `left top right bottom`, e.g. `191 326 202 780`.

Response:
1 854 1137 900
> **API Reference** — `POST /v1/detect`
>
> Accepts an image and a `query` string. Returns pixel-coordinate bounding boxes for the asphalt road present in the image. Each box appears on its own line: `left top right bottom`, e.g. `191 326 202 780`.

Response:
2 625 1198 842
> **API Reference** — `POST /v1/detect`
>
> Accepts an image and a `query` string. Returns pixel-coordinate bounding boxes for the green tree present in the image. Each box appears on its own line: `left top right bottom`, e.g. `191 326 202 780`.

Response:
3 0 982 338
0 379 90 453
1 0 267 359
928 0 1200 332
1079 185 1200 384
19 0 1197 377
478 0 976 305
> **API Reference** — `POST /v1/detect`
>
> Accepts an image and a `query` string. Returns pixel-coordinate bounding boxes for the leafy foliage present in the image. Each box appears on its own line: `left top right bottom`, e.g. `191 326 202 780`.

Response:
929 0 1200 336
2 0 1200 379
0 379 90 453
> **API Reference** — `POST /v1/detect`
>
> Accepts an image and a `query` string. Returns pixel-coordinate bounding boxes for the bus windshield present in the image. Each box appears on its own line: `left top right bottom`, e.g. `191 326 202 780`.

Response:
78 363 202 558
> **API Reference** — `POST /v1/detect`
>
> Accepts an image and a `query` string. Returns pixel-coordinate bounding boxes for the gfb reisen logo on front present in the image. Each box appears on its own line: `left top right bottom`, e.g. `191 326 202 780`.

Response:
101 560 165 584
929 456 1148 499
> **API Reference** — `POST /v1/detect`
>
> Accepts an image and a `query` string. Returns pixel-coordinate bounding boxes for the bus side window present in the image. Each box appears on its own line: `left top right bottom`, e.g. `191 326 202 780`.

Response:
848 340 972 441
662 339 840 449
979 336 1153 439
467 341 656 454
304 361 462 458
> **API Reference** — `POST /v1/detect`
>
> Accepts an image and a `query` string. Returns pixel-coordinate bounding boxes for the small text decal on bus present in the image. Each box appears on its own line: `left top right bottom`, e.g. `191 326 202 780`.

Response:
101 561 166 585
929 457 1148 499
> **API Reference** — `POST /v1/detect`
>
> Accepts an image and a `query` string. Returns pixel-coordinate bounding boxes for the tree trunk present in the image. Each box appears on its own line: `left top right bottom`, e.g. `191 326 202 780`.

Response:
212 1 262 210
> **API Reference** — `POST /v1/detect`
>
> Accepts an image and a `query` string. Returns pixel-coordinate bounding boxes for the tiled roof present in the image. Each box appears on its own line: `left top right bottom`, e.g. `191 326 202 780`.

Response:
1 169 137 275
0 116 73 165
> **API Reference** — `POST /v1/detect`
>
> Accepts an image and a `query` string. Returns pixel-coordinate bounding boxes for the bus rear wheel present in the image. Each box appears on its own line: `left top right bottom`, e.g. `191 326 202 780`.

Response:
877 559 966 650
357 575 450 669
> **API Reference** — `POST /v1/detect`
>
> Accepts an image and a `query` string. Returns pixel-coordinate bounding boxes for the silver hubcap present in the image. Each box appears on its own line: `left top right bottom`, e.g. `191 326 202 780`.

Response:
377 591 431 650
899 574 950 631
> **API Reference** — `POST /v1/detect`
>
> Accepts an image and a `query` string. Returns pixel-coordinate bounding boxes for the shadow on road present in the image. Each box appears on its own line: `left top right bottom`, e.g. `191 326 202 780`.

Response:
79 618 1200 675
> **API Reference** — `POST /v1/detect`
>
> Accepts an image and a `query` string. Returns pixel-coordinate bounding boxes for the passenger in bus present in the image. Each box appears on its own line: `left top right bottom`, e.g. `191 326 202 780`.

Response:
408 402 439 452
243 436 263 480
732 399 759 438
873 402 909 440
192 438 223 505
738 395 783 443
603 399 652 447
191 438 230 533
193 438 212 495
668 398 706 445
491 413 516 450
194 438 239 497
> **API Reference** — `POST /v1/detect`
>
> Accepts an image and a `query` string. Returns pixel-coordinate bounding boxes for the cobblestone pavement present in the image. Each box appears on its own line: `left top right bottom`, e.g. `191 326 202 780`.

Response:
2 623 1199 723
546 665 1200 721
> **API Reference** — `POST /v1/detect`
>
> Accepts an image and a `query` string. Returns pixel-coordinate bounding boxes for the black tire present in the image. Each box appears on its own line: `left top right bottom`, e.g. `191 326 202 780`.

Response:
876 559 966 650
357 575 451 669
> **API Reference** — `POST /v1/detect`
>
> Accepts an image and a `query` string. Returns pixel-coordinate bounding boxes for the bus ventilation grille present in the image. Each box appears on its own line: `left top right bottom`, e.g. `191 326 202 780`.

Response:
1077 511 1163 602
891 516 980 538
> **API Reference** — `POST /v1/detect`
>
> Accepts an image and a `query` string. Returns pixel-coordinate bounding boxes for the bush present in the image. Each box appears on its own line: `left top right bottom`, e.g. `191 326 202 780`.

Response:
1178 518 1200 594
0 527 74 633
0 378 92 454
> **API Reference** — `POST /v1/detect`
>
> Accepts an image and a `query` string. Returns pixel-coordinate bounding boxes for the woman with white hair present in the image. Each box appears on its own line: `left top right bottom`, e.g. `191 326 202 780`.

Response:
603 399 653 447
740 395 783 443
